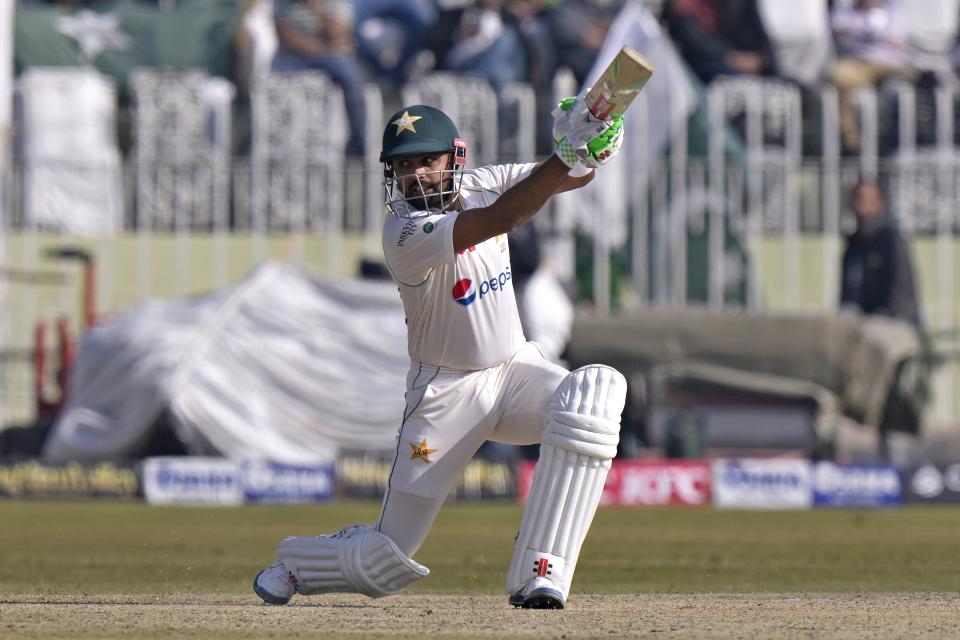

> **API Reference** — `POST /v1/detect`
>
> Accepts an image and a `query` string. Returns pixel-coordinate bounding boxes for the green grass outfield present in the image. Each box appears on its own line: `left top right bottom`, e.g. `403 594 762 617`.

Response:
2 500 960 596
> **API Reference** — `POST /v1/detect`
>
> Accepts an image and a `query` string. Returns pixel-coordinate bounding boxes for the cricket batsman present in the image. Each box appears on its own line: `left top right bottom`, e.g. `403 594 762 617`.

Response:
254 98 628 609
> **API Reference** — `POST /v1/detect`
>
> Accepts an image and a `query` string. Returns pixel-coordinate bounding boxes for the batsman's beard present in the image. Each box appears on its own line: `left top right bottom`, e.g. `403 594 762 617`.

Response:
404 180 453 211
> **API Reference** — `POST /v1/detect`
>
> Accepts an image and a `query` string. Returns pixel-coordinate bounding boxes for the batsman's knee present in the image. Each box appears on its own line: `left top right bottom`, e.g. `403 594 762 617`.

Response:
545 365 627 460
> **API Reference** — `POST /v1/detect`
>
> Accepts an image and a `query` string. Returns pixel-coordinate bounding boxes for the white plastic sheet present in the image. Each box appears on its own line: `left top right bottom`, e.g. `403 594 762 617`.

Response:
44 262 409 464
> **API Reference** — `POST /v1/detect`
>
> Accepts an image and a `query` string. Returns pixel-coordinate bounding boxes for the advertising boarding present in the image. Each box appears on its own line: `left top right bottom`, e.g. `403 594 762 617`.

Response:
143 457 243 506
0 459 140 499
713 458 812 509
812 463 901 508
903 464 960 504
517 459 711 507
241 461 335 504
143 457 335 505
601 460 712 507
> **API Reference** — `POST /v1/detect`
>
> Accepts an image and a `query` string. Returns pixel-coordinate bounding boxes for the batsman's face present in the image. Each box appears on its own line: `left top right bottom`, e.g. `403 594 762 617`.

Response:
393 152 453 208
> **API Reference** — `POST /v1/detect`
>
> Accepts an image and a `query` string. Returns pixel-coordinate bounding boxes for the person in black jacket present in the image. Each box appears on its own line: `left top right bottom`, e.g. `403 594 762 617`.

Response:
662 0 777 85
840 178 922 327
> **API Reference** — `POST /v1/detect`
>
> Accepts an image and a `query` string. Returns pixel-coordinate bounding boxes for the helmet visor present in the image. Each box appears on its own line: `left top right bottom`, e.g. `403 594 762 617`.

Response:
383 141 467 217
384 165 463 217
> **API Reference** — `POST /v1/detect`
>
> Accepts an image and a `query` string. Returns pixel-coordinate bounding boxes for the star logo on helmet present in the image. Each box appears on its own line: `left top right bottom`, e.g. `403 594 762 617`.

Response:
392 111 423 136
409 438 438 463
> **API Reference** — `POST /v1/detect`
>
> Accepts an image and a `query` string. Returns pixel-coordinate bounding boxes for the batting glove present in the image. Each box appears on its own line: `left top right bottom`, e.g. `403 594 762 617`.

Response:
552 95 611 150
554 97 625 170
583 115 624 167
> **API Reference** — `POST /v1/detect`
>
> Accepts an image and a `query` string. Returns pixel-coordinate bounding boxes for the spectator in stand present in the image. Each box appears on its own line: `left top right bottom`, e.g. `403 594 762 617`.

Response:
353 0 438 92
662 0 776 85
840 177 922 328
422 1 468 73
272 0 368 156
441 0 528 98
828 0 913 154
549 0 622 88
506 0 561 154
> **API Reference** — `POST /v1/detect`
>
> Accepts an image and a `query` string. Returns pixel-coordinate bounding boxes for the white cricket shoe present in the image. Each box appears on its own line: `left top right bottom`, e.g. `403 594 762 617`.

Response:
253 561 297 605
508 576 565 609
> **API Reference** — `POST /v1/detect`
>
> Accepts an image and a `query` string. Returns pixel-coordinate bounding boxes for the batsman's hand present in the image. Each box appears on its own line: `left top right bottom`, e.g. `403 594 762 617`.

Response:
583 115 623 167
551 95 610 150
554 96 625 169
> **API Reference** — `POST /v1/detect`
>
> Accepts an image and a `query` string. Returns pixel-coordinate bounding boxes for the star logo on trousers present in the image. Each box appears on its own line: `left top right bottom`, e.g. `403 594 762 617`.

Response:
409 438 438 463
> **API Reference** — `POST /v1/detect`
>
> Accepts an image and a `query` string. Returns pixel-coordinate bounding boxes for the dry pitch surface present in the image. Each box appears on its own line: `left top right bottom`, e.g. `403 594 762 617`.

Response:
3 501 960 639
4 593 960 639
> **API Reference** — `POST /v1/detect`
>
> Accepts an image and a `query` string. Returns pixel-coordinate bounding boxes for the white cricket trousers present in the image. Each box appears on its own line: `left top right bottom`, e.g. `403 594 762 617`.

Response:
375 342 567 556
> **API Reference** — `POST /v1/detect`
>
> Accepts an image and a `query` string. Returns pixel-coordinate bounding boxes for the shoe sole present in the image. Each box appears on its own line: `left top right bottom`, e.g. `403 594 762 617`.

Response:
253 570 292 606
510 587 565 610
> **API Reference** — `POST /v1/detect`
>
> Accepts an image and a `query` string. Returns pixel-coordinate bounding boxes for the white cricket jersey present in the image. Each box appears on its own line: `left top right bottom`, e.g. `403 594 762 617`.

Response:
382 163 535 370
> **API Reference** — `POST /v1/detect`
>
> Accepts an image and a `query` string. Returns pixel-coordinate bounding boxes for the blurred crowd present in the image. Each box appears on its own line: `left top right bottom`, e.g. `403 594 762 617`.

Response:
17 0 960 156
262 0 952 158
251 0 960 157
260 0 634 155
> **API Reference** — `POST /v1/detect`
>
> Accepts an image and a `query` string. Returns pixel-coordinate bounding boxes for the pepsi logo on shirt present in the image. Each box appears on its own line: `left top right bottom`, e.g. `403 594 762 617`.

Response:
451 267 512 307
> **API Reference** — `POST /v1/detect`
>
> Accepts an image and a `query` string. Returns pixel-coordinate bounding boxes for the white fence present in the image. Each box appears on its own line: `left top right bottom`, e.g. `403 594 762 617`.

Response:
2 69 960 428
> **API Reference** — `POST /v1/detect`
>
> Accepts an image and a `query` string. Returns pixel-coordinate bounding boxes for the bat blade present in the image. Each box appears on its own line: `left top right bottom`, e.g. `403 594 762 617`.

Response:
583 45 656 121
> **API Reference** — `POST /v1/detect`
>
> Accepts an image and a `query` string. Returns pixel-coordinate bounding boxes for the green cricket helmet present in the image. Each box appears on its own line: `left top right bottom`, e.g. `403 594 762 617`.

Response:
381 105 467 218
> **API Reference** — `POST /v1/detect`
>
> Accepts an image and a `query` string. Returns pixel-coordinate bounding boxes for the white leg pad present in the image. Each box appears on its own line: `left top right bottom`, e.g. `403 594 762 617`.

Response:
277 524 429 598
506 365 626 599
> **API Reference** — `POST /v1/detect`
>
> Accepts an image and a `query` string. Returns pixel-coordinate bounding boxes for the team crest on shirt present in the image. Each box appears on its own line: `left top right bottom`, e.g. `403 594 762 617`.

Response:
409 438 438 463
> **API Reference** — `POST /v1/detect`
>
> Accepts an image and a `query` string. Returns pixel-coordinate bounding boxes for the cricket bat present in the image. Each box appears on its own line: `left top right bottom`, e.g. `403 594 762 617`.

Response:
583 45 656 121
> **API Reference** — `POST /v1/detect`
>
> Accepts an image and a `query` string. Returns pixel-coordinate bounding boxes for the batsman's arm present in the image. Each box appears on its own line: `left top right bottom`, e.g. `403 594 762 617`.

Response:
452 155 593 252
544 162 596 192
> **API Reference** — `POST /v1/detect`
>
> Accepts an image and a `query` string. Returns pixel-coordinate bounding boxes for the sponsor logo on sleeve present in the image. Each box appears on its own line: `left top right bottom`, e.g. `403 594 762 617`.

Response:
396 220 418 247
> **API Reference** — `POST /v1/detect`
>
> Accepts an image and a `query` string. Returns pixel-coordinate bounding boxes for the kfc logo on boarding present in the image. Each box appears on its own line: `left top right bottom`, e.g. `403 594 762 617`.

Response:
452 267 512 307
607 461 712 507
